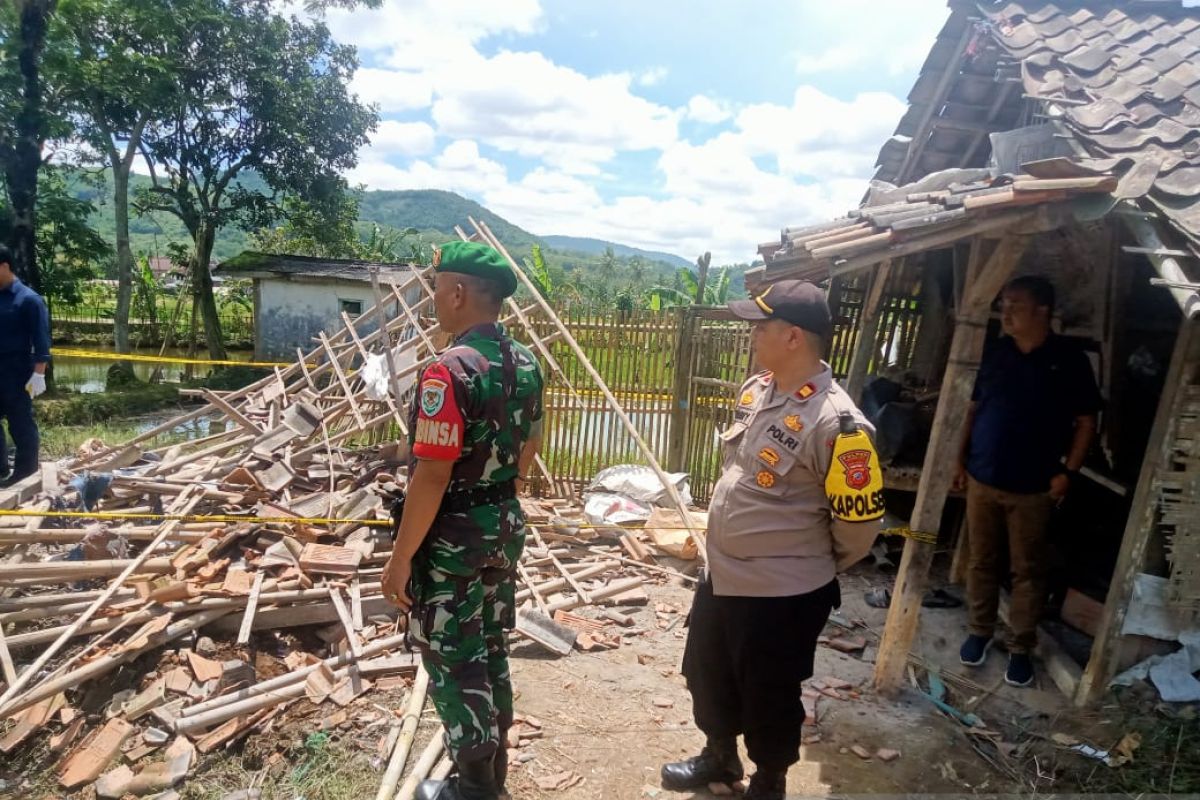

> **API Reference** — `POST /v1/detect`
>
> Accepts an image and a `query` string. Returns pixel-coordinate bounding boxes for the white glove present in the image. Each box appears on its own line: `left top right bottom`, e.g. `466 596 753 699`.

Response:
26 373 46 398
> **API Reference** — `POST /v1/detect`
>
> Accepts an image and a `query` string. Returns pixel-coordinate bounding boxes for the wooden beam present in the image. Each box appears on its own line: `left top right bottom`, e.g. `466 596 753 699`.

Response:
666 307 698 472
895 20 977 185
1076 317 1200 705
960 80 1016 167
873 235 1031 694
844 260 894 401
1121 208 1200 318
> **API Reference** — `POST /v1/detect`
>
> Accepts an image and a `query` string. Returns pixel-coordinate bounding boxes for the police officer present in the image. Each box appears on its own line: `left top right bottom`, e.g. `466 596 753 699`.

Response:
661 280 883 800
382 241 544 800
0 244 50 487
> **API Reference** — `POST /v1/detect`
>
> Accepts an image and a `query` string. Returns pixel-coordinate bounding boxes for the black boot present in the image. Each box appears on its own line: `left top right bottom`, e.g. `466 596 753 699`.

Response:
745 768 787 800
415 754 500 800
660 737 743 791
494 732 509 797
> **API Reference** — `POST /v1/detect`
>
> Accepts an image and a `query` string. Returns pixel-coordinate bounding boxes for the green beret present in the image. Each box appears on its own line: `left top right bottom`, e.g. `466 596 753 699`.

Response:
433 241 517 298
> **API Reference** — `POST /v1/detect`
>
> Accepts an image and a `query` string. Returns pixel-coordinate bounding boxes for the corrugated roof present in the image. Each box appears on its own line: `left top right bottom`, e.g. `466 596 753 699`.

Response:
756 171 1116 283
217 252 415 284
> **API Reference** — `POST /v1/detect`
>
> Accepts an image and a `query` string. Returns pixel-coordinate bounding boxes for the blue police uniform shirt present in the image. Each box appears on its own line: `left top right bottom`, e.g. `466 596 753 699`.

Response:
967 333 1101 494
0 278 52 368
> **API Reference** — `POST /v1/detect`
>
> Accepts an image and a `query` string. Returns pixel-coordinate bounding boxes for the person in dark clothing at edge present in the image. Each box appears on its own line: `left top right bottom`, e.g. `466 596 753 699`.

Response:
0 244 51 487
952 274 1100 687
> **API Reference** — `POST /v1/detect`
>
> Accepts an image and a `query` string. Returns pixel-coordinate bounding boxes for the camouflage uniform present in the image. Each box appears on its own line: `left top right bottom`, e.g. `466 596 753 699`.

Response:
406 321 544 763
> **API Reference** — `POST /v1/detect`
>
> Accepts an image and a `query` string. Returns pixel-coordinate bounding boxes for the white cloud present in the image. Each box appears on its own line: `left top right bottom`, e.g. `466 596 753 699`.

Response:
367 120 436 156
636 66 669 87
430 50 679 171
735 87 907 178
790 0 946 76
684 94 732 124
351 68 433 113
323 0 543 69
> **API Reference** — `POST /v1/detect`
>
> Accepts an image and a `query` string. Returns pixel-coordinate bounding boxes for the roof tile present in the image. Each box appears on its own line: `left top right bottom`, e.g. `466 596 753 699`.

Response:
1025 4 1064 24
1061 44 1114 72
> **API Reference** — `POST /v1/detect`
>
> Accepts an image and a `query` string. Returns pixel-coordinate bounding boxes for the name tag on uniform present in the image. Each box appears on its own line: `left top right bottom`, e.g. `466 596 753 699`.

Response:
765 422 802 452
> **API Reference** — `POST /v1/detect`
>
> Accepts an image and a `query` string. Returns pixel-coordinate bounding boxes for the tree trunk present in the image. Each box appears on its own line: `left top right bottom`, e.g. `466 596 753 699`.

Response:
112 165 133 354
5 0 55 292
193 224 227 360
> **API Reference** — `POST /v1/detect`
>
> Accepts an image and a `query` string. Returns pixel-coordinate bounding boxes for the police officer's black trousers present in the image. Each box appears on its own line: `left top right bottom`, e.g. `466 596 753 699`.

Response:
681 576 839 771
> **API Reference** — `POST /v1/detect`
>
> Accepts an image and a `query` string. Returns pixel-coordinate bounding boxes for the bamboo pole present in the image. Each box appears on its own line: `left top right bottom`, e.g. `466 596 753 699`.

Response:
375 666 431 800
395 732 445 800
471 218 706 555
0 492 201 709
180 633 407 719
0 606 232 719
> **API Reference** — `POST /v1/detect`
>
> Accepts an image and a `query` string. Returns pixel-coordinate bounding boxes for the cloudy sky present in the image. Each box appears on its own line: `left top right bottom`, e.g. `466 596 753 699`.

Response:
321 0 951 263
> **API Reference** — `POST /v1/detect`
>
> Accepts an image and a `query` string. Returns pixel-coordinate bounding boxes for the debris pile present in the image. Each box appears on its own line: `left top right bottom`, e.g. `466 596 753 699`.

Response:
0 219 703 797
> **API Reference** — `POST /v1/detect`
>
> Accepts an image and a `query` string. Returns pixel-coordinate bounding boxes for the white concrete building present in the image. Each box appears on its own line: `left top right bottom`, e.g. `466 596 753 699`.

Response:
218 252 419 360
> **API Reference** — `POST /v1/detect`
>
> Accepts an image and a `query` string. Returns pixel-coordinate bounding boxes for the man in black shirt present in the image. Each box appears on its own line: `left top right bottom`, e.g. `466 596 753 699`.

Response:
953 275 1100 687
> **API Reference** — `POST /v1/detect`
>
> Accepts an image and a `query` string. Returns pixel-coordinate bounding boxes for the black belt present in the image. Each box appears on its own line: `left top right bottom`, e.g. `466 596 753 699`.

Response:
439 480 517 514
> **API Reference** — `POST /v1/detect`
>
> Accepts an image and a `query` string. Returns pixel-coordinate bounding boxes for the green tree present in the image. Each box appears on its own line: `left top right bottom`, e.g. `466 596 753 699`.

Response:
251 193 363 260
0 164 110 306
0 0 65 292
135 0 377 359
522 243 552 299
55 0 191 355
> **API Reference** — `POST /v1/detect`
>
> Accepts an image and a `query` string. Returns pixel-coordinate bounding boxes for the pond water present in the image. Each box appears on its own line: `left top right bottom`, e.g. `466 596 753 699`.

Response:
52 345 254 394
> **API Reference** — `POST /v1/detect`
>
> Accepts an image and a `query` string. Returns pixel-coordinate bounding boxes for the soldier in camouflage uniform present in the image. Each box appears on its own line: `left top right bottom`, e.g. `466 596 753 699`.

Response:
383 241 545 800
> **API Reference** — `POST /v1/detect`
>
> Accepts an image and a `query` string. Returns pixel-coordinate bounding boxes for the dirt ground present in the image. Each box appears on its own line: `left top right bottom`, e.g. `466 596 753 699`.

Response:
4 559 1161 800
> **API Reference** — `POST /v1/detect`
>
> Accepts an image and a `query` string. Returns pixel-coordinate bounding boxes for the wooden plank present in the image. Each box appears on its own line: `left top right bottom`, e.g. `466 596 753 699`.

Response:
236 572 266 647
874 235 1031 695
0 623 16 688
200 388 262 435
349 578 364 630
328 587 363 658
319 331 367 430
1076 317 1199 704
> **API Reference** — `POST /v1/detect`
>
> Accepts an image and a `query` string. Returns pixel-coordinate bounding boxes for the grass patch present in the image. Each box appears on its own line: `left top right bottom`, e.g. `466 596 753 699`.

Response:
37 383 181 427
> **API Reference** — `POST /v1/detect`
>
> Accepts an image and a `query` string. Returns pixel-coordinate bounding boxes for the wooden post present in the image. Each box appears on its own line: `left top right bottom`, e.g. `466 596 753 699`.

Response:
1075 316 1199 705
667 306 697 472
873 235 1030 694
845 260 893 401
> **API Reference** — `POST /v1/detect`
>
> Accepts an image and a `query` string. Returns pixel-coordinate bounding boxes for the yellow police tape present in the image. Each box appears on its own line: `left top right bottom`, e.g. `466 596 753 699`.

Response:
50 348 310 370
0 507 703 531
0 508 389 527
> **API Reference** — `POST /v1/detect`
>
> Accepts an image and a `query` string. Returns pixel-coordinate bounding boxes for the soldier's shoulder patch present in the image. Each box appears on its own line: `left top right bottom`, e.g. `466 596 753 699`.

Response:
756 470 776 488
413 362 465 461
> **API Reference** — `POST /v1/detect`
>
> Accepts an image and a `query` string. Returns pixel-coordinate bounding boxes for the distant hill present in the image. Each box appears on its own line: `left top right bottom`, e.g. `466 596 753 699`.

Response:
356 189 541 253
63 172 701 291
542 235 691 269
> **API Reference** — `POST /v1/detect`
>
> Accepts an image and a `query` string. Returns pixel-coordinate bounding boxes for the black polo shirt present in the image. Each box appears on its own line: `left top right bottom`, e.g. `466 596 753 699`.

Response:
966 333 1101 494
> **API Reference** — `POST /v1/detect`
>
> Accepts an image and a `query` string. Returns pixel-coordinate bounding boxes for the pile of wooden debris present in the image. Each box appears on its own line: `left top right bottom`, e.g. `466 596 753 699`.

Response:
0 220 702 798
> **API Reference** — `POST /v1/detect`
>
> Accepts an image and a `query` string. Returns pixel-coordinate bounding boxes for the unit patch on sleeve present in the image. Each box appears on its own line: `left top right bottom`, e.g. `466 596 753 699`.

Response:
824 423 885 522
412 362 465 461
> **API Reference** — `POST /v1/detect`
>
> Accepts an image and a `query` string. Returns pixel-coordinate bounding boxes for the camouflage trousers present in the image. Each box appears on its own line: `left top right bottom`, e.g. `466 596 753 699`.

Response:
408 562 517 762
